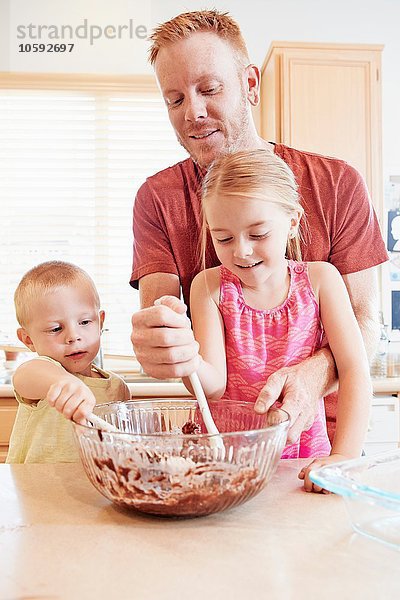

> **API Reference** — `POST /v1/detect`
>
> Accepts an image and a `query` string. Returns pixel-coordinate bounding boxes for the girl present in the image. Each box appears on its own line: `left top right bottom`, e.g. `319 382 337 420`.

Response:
183 149 371 491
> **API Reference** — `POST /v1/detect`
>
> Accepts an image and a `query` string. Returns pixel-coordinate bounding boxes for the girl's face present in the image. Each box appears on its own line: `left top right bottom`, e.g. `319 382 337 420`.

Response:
206 195 298 287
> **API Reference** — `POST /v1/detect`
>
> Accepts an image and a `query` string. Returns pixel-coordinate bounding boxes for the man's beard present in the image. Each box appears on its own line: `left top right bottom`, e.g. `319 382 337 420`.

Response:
176 99 250 170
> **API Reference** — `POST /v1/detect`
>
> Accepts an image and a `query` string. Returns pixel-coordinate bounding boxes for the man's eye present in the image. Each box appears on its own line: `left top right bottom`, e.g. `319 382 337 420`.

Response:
202 85 221 95
168 98 183 107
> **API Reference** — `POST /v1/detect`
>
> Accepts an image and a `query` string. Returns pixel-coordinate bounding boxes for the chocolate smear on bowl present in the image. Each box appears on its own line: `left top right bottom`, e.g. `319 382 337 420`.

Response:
181 420 201 435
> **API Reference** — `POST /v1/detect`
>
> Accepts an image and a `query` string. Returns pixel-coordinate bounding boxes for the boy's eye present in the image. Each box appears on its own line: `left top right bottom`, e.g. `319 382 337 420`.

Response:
80 319 91 326
48 326 62 333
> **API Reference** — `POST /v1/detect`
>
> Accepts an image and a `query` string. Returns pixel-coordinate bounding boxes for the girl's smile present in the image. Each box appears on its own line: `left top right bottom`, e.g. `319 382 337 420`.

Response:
207 195 298 295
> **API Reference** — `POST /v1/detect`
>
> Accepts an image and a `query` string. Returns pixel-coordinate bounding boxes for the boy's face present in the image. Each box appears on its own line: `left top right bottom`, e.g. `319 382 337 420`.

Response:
17 282 104 377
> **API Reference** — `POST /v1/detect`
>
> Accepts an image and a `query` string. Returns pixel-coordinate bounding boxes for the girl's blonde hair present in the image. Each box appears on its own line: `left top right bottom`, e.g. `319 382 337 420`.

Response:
148 10 250 68
201 149 305 268
14 261 100 327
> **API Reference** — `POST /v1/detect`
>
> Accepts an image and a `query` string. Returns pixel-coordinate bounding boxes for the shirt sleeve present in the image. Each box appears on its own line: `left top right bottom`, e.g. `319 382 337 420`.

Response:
329 163 388 274
130 180 179 289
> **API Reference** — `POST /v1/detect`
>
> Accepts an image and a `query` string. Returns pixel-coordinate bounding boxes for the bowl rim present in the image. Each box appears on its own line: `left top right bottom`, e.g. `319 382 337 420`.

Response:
73 398 290 439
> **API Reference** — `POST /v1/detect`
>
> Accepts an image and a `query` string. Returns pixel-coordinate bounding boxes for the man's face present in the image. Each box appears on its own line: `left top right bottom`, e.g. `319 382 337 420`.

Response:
155 32 255 168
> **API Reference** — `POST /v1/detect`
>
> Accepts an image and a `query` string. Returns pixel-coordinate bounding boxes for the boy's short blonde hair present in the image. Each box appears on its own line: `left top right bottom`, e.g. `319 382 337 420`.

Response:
148 10 250 68
14 261 100 327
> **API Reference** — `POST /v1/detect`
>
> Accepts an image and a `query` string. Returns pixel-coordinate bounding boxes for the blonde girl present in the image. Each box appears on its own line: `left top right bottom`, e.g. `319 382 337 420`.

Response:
175 148 371 491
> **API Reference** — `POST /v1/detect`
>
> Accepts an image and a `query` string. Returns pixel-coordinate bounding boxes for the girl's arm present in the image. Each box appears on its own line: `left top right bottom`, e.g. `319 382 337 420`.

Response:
184 268 227 399
299 262 372 491
314 262 372 458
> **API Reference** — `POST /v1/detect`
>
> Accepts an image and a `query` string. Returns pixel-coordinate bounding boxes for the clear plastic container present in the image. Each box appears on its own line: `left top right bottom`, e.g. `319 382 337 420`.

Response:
310 450 400 550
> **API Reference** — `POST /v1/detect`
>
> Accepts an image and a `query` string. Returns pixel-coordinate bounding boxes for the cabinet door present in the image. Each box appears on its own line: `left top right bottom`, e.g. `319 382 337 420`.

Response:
261 44 383 221
0 397 17 462
364 394 400 456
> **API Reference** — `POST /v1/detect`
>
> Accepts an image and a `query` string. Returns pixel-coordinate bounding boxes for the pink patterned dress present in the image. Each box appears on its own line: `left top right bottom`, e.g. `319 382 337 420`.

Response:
219 261 331 458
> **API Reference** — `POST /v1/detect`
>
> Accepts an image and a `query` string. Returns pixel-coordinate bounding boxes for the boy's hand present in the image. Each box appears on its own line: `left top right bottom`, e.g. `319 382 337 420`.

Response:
298 453 349 493
46 377 96 425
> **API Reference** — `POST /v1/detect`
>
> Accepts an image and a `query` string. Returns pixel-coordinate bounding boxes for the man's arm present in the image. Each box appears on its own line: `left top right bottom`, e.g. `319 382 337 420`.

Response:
131 273 199 379
255 266 379 443
342 266 380 361
139 272 180 308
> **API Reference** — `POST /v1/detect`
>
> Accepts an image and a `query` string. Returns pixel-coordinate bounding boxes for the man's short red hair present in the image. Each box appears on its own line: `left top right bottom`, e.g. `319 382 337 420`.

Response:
148 10 250 67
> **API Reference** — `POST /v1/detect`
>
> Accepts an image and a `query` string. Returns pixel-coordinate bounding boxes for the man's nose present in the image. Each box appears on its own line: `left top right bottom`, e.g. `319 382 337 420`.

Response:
185 93 207 122
234 239 253 258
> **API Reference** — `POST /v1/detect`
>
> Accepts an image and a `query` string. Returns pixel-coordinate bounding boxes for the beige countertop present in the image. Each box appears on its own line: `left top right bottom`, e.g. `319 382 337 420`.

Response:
0 381 190 398
0 461 399 599
0 377 399 398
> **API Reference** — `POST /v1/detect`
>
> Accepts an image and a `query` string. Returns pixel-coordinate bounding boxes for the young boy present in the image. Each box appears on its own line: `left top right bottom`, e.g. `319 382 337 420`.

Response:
6 261 130 463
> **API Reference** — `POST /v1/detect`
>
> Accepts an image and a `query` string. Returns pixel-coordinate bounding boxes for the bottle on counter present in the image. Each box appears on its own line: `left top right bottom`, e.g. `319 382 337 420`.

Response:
370 312 389 378
387 340 400 377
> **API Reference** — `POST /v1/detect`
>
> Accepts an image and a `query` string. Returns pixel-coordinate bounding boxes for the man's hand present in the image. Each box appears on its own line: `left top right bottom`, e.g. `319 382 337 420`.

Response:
46 377 97 425
131 295 200 379
254 353 333 444
298 453 349 492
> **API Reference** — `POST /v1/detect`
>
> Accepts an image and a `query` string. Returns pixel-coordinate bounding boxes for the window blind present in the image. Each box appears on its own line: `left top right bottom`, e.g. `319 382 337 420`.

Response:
0 84 187 355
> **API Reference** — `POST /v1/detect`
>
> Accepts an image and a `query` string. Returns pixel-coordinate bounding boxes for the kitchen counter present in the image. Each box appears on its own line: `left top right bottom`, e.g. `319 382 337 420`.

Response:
1 461 399 599
0 380 190 398
0 376 399 398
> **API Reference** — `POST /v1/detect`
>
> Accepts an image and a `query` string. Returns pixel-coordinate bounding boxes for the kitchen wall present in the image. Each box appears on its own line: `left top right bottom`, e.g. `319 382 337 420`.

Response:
1 0 399 178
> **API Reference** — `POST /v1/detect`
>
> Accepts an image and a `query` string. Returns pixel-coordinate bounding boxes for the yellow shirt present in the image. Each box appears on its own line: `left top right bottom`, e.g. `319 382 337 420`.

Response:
6 356 131 464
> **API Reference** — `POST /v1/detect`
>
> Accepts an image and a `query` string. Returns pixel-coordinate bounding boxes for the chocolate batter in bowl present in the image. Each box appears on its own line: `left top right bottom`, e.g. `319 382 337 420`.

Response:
73 399 289 517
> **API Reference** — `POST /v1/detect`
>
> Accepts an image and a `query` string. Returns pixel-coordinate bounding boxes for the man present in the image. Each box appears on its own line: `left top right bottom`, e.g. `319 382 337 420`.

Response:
130 10 387 444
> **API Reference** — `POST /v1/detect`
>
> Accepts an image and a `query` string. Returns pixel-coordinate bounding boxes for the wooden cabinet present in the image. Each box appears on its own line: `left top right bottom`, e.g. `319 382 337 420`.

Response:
365 394 400 455
260 42 384 222
0 395 17 462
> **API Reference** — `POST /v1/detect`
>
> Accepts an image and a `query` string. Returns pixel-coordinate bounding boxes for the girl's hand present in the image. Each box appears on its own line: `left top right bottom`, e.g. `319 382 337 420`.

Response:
45 377 97 425
298 453 350 493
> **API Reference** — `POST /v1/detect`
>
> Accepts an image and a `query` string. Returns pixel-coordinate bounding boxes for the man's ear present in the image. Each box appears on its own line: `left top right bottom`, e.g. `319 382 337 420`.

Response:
244 64 261 107
17 327 36 352
291 210 303 229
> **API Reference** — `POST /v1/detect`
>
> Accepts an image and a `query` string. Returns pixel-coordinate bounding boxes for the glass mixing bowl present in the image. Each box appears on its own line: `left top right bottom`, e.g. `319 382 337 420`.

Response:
73 399 289 518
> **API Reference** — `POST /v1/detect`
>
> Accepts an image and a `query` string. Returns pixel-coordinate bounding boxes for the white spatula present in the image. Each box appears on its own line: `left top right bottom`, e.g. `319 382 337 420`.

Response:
188 372 225 456
88 412 121 433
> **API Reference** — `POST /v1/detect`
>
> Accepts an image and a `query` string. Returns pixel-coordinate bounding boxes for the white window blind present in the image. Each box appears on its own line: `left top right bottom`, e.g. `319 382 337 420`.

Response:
0 82 187 355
